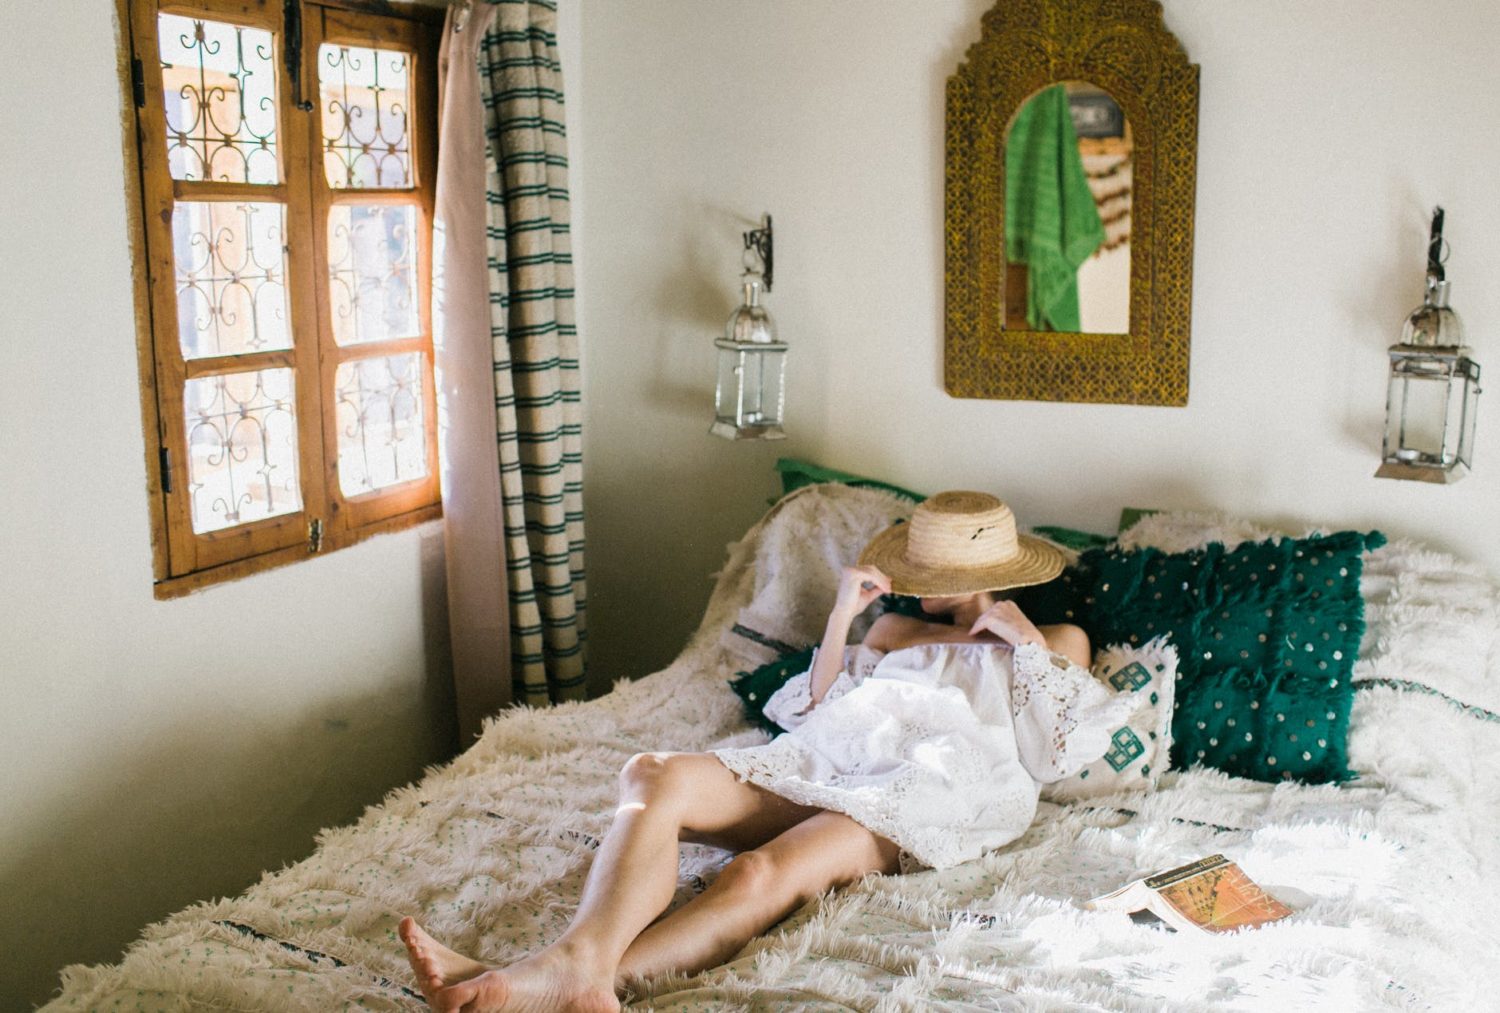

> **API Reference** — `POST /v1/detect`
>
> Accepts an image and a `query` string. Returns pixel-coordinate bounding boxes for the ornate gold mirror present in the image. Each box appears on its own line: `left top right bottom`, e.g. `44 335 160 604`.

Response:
946 0 1199 405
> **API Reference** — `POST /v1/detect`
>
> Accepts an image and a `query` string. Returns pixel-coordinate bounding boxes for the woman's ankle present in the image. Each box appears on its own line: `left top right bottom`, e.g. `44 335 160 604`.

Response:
546 932 618 984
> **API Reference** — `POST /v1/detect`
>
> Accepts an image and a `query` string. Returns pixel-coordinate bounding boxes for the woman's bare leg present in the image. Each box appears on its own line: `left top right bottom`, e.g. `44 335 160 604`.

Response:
615 810 900 989
400 752 819 1012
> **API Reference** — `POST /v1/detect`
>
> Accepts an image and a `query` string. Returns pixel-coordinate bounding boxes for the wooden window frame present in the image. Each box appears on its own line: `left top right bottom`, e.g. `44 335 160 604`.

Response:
117 0 445 599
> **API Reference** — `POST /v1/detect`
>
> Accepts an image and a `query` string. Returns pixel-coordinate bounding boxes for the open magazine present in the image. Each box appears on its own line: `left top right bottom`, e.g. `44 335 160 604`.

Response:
1087 854 1294 933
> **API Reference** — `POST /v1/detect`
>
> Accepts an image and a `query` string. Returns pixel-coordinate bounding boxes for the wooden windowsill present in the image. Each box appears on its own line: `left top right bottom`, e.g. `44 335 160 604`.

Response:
153 502 442 599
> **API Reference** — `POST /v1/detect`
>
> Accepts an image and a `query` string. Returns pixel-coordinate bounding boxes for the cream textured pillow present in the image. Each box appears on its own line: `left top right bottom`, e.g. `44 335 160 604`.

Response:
1041 638 1177 801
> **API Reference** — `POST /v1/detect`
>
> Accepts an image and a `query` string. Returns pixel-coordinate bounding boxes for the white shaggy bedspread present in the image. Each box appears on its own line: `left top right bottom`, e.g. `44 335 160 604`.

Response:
45 486 1500 1011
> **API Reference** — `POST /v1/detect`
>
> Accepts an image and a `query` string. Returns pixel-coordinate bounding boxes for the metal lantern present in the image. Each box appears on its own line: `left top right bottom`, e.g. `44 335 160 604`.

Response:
1376 207 1482 483
711 215 787 441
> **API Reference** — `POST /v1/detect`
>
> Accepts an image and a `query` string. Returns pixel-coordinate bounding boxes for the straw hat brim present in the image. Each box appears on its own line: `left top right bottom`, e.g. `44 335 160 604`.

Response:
858 522 1066 597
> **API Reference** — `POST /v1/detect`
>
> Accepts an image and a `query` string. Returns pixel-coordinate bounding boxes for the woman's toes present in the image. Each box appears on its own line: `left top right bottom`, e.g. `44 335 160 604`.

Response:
398 916 494 1006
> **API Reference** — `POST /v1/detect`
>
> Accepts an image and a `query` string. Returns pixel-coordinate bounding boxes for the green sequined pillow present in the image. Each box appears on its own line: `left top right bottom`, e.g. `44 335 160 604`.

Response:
1082 530 1385 784
728 646 817 736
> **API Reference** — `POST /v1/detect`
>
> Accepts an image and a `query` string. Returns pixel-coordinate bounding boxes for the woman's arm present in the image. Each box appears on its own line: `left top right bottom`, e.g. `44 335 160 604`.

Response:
1037 623 1091 668
807 564 891 705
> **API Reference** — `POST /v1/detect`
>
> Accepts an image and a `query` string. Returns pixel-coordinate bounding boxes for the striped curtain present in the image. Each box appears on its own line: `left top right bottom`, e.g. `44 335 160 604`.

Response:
435 0 585 728
476 0 587 706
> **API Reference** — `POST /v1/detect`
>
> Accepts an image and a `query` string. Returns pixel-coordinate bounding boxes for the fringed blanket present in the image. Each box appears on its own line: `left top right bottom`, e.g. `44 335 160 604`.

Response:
46 486 1500 1011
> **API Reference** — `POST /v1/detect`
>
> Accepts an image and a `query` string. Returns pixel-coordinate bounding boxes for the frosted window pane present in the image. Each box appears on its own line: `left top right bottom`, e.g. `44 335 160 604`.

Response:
335 353 428 495
327 204 420 345
184 369 302 533
319 43 412 188
158 14 278 183
173 201 292 359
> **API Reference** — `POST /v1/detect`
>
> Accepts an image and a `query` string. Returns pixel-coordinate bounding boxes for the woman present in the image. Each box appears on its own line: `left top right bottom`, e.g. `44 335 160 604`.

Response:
401 491 1135 1012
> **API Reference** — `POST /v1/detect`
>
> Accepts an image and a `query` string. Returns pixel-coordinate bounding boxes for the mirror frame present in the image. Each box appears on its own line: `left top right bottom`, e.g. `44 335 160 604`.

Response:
945 0 1200 405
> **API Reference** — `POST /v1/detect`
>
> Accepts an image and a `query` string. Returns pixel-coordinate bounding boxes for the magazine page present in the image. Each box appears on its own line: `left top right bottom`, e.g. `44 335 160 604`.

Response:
1088 855 1294 934
1152 860 1293 933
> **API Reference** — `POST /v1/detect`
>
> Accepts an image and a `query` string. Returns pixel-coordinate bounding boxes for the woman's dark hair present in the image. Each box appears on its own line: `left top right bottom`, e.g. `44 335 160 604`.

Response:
875 594 953 624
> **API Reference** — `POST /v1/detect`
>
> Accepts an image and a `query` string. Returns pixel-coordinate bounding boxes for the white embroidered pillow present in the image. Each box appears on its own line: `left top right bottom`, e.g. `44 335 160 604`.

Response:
1041 638 1177 802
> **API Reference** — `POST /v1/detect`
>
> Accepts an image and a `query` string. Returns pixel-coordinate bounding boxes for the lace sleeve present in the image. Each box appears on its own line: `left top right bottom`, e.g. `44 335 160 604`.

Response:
1010 642 1138 782
762 648 862 731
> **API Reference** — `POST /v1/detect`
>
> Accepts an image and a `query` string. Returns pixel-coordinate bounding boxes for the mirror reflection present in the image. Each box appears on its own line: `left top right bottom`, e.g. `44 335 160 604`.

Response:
1003 81 1132 334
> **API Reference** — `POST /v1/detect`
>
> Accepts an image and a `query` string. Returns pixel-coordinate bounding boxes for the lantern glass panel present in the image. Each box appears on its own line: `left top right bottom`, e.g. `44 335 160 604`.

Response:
714 344 740 425
760 347 786 426
740 349 765 425
717 344 787 425
741 348 785 427
1386 361 1452 464
1459 359 1481 467
1442 369 1467 466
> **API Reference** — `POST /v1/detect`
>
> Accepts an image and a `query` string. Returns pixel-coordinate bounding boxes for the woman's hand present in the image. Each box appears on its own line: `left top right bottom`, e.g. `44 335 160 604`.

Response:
968 599 1047 648
808 564 892 708
832 564 892 620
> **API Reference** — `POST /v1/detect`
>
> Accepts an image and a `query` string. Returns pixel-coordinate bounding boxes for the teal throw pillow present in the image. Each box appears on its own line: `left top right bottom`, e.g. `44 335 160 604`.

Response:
1031 525 1113 552
1081 530 1385 784
728 646 816 736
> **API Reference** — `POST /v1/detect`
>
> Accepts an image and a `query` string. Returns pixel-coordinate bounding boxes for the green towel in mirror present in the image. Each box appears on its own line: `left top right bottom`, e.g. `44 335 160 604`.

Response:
1005 85 1106 331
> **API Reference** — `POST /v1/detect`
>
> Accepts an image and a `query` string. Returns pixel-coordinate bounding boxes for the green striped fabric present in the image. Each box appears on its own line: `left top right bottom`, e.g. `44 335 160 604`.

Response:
479 0 587 705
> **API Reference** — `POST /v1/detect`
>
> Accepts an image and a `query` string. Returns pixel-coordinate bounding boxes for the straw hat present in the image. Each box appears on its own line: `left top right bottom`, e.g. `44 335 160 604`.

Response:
858 491 1065 597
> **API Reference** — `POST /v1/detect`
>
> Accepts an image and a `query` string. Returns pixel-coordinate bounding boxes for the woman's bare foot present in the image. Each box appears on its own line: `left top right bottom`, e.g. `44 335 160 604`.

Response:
399 918 489 1007
399 918 619 1013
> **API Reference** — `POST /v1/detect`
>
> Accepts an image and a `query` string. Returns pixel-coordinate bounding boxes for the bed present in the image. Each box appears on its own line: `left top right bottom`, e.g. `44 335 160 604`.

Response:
45 483 1500 1011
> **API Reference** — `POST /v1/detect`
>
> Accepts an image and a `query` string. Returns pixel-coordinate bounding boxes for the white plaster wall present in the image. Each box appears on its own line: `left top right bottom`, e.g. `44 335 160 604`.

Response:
574 0 1500 684
0 3 457 1005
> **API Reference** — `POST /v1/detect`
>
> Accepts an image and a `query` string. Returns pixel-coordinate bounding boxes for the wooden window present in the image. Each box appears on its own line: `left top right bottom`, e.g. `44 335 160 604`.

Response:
120 0 443 597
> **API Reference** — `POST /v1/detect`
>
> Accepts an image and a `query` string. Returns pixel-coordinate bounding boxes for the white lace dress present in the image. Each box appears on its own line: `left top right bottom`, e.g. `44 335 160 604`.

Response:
712 641 1138 870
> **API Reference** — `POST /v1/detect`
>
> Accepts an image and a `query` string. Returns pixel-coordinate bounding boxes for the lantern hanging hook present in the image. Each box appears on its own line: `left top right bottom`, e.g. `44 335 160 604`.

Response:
743 214 773 292
1426 206 1447 282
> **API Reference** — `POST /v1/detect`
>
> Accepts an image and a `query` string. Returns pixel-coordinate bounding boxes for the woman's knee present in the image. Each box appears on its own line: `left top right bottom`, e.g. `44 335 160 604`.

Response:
618 751 696 802
716 847 838 917
714 849 786 903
